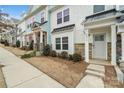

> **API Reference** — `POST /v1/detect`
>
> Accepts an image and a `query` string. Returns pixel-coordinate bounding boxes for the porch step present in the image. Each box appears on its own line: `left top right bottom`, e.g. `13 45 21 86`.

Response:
85 70 105 78
87 64 105 73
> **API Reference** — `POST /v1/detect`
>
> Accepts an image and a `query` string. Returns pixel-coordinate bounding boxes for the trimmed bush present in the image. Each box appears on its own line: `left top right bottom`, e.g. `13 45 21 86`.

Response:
30 51 36 57
21 51 36 59
68 54 73 60
21 54 31 59
61 51 68 59
51 50 57 57
73 53 81 62
16 40 20 47
43 44 51 56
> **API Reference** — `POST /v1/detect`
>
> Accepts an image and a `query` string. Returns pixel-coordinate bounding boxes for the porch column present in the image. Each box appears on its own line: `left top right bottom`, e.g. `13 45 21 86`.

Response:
85 29 89 62
40 31 43 51
33 33 36 50
121 33 124 61
111 25 117 65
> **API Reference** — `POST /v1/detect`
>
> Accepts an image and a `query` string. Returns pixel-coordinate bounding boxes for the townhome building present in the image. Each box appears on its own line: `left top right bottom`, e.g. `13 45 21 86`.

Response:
50 5 93 55
17 5 124 66
82 5 124 65
18 5 51 51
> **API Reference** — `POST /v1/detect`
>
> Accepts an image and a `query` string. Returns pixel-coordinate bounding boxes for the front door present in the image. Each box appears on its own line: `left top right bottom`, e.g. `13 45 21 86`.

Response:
93 34 106 60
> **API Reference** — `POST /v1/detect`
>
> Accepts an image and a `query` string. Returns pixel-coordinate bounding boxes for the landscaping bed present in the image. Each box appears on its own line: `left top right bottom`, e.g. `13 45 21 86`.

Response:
104 66 124 88
0 65 6 88
0 44 27 57
24 56 88 88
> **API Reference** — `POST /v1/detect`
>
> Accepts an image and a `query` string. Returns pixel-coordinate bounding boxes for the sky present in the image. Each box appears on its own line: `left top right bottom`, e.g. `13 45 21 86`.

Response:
0 5 29 20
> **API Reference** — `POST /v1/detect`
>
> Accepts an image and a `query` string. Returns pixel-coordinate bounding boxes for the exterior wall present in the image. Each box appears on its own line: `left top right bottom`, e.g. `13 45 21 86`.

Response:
51 31 74 54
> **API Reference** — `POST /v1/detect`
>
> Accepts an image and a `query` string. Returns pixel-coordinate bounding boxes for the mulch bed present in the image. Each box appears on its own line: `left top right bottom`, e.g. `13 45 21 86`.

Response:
25 56 89 88
104 66 124 88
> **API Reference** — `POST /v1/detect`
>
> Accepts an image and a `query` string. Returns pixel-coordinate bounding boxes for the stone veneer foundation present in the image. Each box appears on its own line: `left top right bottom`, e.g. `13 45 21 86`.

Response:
75 43 111 61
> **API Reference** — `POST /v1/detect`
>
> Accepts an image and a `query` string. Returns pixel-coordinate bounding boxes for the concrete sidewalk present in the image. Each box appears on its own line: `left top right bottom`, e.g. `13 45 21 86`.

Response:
0 47 65 88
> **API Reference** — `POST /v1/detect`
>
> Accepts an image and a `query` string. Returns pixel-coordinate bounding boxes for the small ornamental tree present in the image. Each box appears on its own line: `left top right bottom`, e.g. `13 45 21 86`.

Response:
16 40 20 47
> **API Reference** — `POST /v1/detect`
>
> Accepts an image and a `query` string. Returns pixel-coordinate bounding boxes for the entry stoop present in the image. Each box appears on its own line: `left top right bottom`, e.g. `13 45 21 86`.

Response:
85 70 105 78
85 64 105 79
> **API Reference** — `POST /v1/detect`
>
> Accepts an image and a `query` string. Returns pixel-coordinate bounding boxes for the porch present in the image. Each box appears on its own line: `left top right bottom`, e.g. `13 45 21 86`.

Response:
83 9 118 65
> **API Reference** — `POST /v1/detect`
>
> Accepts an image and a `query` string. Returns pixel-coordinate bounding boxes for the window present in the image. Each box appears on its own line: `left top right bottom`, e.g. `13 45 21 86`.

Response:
63 8 69 22
56 38 61 50
41 12 45 23
62 37 68 50
94 35 104 41
93 5 105 13
119 5 124 10
57 12 62 24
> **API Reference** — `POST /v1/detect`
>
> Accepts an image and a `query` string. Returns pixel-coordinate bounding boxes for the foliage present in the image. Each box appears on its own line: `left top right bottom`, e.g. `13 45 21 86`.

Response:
68 54 73 60
61 51 68 59
21 54 31 59
29 40 34 50
4 40 9 46
43 44 51 56
51 50 57 57
73 53 81 62
16 40 20 47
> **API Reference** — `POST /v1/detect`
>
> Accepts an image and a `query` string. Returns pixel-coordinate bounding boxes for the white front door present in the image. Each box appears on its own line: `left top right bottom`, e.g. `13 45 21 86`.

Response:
93 34 106 60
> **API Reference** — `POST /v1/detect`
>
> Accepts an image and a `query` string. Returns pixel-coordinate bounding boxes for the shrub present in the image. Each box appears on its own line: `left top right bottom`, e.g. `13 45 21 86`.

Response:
68 54 73 60
29 40 34 50
30 51 36 57
16 40 20 47
4 40 9 46
51 50 57 57
61 51 68 59
73 53 81 62
21 54 31 59
21 51 36 59
43 44 51 56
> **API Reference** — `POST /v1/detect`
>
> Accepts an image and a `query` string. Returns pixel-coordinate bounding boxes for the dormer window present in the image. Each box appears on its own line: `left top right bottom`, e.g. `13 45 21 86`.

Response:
93 5 105 13
41 12 45 23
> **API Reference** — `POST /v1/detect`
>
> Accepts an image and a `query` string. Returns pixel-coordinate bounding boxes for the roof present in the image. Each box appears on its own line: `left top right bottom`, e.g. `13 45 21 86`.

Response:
52 24 75 33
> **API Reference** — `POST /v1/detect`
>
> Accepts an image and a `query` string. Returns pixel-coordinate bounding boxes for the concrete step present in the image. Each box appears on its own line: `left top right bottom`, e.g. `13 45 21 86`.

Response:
87 68 105 74
85 69 105 78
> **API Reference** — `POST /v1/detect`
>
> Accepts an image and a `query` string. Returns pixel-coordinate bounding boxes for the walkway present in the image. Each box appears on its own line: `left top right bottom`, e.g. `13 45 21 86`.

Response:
77 64 105 88
0 47 65 88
